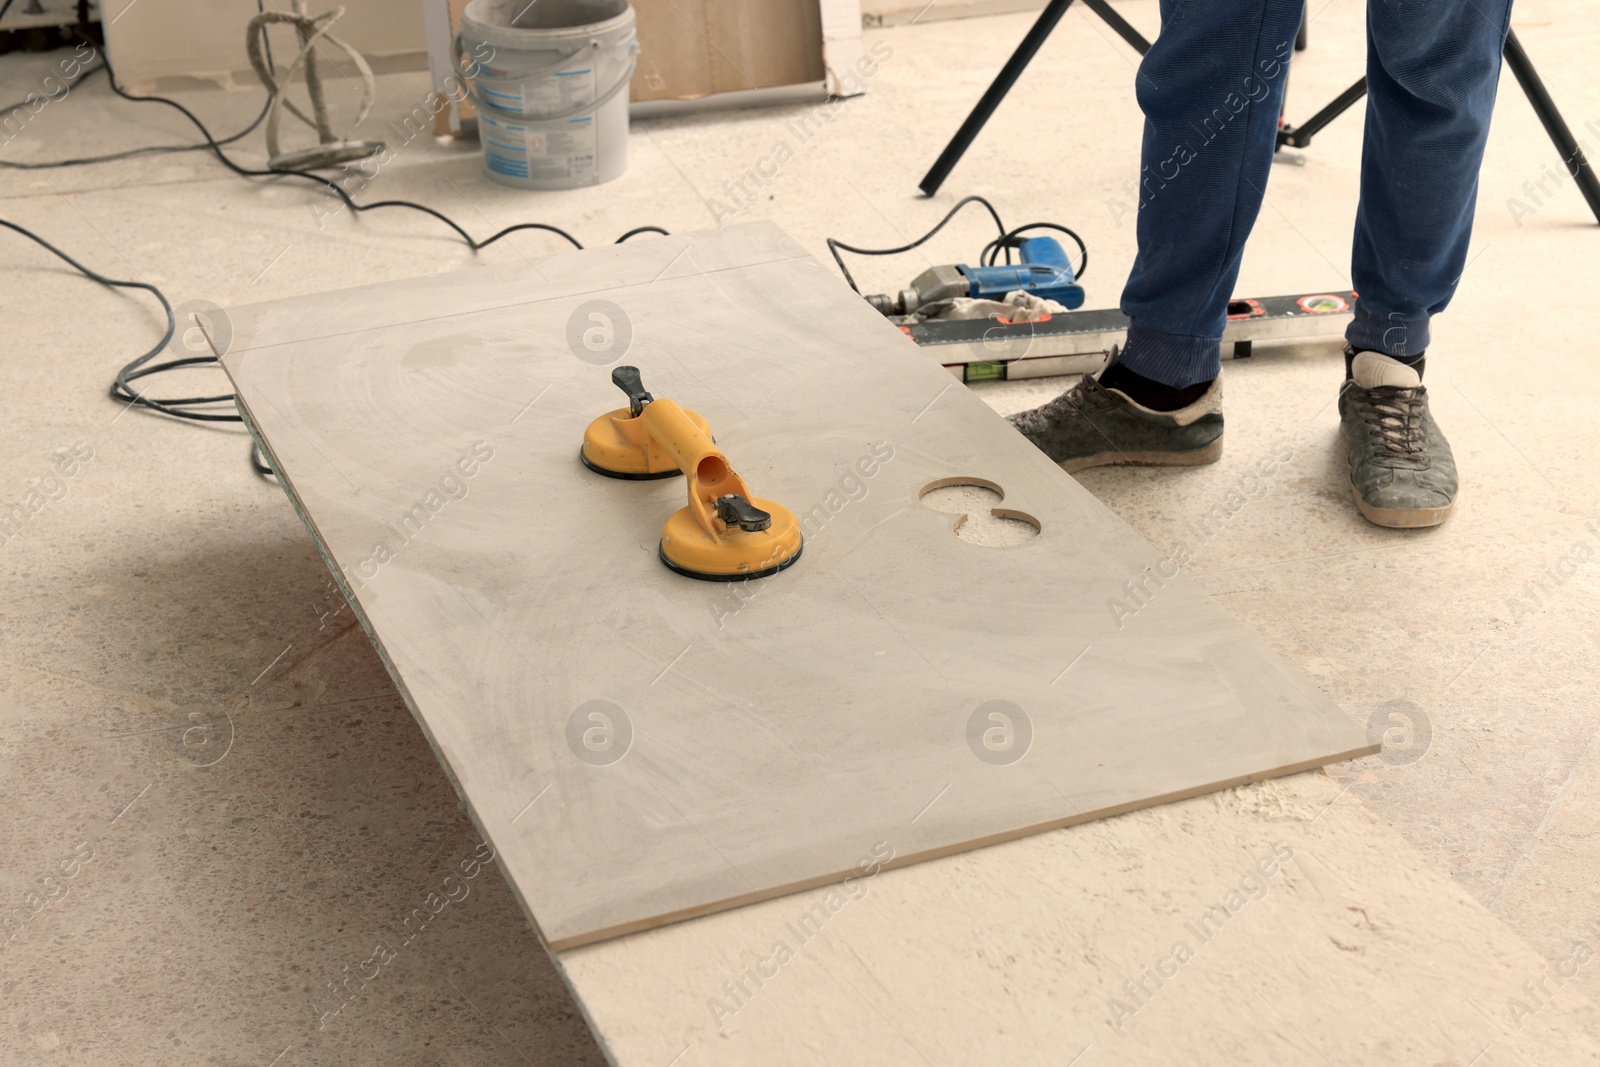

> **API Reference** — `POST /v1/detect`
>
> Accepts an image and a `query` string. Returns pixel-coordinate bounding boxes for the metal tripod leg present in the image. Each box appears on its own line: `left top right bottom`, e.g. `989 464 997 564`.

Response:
1277 30 1598 224
918 0 1150 196
923 10 1599 226
1503 29 1600 224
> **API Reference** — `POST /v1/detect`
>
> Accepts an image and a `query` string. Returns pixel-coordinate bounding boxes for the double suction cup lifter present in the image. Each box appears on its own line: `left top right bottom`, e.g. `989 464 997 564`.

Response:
581 367 803 582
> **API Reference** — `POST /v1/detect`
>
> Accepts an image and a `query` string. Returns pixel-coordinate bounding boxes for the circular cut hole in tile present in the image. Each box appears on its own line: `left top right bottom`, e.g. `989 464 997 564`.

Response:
918 478 1041 548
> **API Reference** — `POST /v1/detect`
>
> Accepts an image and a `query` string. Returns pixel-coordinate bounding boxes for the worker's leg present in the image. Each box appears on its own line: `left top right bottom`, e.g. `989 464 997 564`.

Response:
1337 1 1510 529
1346 0 1513 359
1010 0 1302 470
1115 0 1306 389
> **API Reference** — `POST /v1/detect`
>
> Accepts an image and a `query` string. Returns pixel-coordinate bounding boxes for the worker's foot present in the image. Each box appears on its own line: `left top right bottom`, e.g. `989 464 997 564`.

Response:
1007 353 1223 473
1338 349 1457 528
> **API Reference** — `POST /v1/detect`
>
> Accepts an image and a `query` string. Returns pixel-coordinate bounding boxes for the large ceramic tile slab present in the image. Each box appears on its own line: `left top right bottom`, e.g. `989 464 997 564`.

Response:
218 220 1372 949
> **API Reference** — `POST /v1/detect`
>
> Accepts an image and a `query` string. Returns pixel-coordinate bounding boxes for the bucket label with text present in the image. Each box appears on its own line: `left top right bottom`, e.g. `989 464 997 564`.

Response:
527 67 595 113
481 112 597 183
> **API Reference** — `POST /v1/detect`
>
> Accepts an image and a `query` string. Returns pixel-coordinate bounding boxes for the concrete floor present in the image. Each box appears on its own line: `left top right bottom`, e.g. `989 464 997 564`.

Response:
2 0 1599 1063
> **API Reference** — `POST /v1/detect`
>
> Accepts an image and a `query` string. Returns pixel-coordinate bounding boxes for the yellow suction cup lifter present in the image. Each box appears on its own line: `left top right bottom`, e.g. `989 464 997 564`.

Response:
582 366 803 582
581 366 713 479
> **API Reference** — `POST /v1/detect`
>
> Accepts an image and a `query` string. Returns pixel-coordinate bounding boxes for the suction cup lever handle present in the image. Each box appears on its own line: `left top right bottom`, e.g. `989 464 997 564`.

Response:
639 400 768 544
714 494 771 532
612 365 653 418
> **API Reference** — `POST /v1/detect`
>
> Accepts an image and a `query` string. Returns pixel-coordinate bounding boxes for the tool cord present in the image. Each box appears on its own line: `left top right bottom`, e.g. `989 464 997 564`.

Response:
826 194 1087 294
1 64 272 168
980 221 1088 277
94 55 591 252
1 216 282 475
0 52 669 479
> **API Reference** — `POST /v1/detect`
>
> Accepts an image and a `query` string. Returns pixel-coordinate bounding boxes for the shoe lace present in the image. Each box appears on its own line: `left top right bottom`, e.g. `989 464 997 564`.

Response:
1356 384 1427 462
1074 372 1111 403
1011 371 1107 431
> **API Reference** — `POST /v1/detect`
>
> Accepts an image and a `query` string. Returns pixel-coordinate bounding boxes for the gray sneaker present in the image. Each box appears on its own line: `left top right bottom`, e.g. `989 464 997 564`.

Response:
1338 350 1457 528
1007 355 1224 473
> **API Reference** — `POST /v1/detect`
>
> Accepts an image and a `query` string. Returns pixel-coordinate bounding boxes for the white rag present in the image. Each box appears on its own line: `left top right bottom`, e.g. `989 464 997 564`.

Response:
920 290 1068 322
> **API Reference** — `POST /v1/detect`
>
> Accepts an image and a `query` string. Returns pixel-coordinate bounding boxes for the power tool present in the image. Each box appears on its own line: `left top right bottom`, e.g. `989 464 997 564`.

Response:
864 235 1086 318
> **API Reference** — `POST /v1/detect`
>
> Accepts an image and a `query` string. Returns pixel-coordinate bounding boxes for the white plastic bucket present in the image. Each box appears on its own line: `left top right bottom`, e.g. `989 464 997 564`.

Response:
455 0 638 189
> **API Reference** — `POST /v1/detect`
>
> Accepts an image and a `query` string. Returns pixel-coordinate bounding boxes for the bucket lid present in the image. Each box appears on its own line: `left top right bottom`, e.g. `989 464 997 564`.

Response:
463 0 633 36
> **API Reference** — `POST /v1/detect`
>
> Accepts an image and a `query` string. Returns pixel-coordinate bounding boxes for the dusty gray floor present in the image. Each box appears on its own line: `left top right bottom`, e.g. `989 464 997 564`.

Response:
2 0 1599 1062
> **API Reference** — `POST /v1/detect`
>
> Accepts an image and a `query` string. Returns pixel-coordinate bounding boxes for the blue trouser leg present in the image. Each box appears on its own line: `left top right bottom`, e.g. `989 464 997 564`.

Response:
1117 0 1304 388
1345 0 1513 357
1118 0 1513 386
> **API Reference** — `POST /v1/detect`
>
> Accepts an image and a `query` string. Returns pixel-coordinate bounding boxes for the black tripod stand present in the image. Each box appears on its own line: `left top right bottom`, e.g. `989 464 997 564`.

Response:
919 0 1600 226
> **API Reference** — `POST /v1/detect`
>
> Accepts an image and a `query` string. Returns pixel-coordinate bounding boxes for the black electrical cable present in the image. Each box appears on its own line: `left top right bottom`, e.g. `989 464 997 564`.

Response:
3 53 671 478
0 65 274 169
0 215 275 476
825 194 1008 294
615 225 671 242
92 55 591 252
825 197 1089 296
0 1 274 170
980 222 1088 278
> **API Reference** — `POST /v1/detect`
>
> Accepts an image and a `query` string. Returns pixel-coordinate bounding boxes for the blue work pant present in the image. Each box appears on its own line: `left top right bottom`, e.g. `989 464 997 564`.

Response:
1118 0 1515 387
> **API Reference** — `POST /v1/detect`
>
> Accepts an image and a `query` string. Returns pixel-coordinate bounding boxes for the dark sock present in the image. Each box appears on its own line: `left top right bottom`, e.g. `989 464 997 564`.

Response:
1346 347 1426 381
1099 362 1213 412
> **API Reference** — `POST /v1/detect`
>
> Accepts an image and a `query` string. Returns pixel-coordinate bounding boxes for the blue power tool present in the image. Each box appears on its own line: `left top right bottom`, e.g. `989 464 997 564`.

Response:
864 236 1085 317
